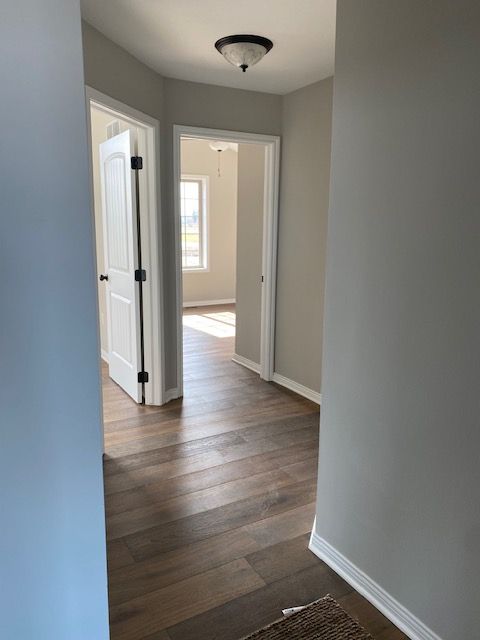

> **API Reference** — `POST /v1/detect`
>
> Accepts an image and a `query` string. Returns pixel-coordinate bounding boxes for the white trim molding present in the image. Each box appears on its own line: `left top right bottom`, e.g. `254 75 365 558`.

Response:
259 137 280 381
183 298 236 308
173 125 281 396
272 372 321 405
309 524 443 640
100 349 109 364
232 354 261 374
180 173 209 272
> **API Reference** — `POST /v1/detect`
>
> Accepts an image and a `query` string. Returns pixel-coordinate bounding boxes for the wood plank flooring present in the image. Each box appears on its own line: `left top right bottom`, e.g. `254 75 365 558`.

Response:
102 305 407 640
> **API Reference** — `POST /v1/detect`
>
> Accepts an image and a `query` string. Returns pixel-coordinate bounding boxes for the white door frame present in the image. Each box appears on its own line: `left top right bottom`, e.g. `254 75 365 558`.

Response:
85 86 164 405
173 125 281 396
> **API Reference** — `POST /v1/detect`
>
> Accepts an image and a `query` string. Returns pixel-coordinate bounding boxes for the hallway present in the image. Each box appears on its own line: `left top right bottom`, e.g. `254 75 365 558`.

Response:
102 306 405 640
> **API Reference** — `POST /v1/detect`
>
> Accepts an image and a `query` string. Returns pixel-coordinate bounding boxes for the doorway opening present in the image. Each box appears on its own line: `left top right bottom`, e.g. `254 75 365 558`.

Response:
173 126 280 400
86 87 164 410
180 137 238 396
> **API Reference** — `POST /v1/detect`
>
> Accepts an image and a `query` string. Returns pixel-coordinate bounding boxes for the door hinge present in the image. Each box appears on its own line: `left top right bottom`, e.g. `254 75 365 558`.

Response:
135 269 146 282
138 371 149 384
131 156 143 170
261 275 264 283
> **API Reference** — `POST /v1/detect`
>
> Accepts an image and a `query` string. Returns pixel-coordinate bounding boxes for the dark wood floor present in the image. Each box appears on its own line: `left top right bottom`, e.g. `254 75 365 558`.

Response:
102 305 407 640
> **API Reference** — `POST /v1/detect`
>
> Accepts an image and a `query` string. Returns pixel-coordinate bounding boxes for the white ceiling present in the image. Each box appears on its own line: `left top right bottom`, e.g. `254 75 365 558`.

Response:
80 0 336 95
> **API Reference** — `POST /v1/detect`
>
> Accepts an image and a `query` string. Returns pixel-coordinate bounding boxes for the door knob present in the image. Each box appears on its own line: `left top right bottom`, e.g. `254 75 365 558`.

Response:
99 274 109 281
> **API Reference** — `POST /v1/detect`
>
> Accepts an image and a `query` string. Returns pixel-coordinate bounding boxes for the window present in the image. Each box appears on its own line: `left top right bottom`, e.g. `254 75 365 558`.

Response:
180 176 208 271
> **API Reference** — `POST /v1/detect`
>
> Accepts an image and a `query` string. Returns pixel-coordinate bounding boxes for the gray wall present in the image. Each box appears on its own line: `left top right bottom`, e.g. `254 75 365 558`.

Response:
235 144 266 364
82 21 164 120
275 78 333 393
0 2 109 638
314 1 480 638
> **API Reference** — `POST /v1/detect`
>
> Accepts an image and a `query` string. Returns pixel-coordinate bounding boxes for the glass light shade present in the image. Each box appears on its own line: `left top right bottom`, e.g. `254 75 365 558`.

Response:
209 140 230 152
215 35 273 72
220 42 267 71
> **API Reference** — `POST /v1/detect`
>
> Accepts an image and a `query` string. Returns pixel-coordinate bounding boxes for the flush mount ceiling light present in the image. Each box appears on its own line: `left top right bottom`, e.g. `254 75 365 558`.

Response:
214 35 273 73
209 141 231 177
208 141 230 152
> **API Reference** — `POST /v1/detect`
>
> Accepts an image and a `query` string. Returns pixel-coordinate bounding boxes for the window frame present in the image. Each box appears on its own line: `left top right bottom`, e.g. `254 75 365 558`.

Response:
180 174 209 272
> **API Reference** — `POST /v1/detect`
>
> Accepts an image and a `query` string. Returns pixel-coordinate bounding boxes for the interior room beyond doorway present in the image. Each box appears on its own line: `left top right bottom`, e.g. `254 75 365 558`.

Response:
179 134 270 397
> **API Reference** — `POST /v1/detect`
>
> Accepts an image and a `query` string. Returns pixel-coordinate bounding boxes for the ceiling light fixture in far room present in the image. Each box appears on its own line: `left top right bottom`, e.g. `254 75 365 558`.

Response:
208 141 230 152
214 35 273 73
209 140 230 177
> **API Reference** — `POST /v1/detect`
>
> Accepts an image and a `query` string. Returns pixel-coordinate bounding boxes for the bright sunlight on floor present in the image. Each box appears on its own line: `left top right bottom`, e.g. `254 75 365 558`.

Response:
182 310 236 338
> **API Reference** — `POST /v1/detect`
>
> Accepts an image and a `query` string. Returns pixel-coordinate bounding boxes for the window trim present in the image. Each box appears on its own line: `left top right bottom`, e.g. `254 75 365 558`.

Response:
180 174 209 272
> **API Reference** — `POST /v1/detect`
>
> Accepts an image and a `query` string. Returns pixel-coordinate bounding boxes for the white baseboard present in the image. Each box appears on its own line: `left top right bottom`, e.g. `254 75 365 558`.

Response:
272 372 321 405
309 522 442 640
232 353 261 374
183 298 235 308
101 349 109 364
163 387 181 403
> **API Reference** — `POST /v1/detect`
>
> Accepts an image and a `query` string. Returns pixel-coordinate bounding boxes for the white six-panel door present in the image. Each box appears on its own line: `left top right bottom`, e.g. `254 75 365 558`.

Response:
99 130 142 402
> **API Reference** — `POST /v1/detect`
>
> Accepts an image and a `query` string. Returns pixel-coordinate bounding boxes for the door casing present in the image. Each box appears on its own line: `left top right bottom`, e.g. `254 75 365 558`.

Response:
172 125 281 399
85 86 164 407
